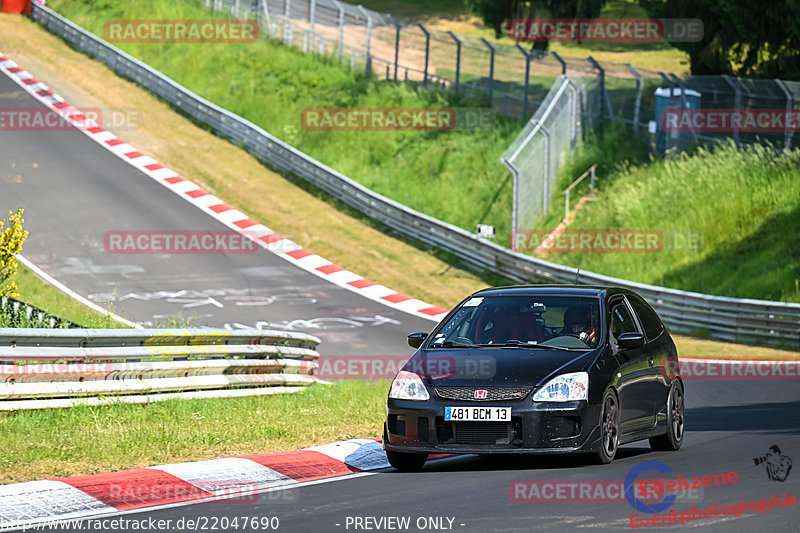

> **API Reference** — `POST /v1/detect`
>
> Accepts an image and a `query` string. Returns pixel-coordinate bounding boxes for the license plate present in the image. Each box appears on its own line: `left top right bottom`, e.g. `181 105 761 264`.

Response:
444 406 511 422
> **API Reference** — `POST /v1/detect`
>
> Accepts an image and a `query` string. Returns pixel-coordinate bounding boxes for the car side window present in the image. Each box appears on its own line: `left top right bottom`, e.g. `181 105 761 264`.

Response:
629 295 664 341
609 300 639 341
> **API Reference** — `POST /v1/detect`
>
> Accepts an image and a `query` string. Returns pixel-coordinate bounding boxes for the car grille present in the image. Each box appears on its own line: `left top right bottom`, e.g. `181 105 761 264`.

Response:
449 422 512 445
435 386 531 401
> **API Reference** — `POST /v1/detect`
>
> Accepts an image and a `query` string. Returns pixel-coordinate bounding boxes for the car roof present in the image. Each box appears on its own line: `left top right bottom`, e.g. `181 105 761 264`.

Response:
470 284 623 298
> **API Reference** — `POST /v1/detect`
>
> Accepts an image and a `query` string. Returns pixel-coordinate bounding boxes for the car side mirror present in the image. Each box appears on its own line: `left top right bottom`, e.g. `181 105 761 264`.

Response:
407 332 428 349
617 332 645 349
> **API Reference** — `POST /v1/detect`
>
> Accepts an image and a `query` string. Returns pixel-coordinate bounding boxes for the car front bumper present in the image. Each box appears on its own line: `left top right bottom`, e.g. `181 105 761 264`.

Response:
384 396 603 455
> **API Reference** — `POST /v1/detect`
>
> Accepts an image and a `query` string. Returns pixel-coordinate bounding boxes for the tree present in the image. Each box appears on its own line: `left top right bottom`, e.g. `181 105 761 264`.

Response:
466 0 800 79
638 0 800 78
0 209 29 298
465 0 608 49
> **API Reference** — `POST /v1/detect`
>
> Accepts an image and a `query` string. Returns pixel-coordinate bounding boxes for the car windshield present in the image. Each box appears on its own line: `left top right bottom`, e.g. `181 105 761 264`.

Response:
429 295 600 350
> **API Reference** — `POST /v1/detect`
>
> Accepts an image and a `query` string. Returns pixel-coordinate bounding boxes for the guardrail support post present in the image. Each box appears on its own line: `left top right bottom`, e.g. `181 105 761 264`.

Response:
480 38 495 103
419 24 430 86
358 5 373 77
448 31 462 93
626 63 642 138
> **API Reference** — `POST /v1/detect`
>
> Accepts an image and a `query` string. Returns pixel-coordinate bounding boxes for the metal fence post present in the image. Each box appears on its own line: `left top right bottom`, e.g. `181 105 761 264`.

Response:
330 0 344 57
670 74 699 147
564 76 579 155
515 44 531 117
259 0 272 37
500 159 520 251
541 124 551 214
480 38 495 103
390 15 401 80
419 24 430 86
284 0 292 45
358 5 373 77
309 0 315 45
774 79 794 150
721 74 740 147
626 63 642 138
448 31 461 93
587 56 613 120
551 51 566 75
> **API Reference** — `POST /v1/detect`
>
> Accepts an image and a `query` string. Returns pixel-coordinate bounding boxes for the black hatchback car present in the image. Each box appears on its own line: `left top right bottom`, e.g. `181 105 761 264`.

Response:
384 285 684 471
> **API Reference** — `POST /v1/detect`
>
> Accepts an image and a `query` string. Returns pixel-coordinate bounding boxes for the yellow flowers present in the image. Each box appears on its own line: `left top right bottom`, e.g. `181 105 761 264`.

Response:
0 209 29 298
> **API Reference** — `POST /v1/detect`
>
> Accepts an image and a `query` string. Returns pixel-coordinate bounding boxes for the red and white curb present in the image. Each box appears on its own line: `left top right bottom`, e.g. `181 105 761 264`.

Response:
0 53 449 323
0 438 397 530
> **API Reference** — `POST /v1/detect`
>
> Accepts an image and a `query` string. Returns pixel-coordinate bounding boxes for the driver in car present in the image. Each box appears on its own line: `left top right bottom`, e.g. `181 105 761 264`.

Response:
563 306 596 344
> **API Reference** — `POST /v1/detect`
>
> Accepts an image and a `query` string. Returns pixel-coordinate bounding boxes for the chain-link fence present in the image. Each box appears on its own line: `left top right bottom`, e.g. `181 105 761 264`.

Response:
200 0 800 153
500 74 603 243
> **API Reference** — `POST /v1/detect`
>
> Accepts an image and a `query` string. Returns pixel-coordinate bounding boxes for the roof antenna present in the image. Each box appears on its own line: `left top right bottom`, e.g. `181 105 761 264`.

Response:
575 268 580 285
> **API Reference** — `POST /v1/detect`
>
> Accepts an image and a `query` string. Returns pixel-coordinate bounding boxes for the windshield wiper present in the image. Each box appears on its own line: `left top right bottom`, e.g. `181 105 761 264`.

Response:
475 340 527 348
438 340 474 348
475 341 589 351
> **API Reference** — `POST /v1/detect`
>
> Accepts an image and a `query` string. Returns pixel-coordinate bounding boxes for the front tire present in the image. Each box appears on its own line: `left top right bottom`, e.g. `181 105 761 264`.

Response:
386 450 428 472
650 381 684 451
592 389 620 464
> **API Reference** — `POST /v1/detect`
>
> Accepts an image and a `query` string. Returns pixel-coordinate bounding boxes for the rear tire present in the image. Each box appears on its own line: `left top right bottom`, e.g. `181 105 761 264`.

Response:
650 381 684 451
386 450 428 472
592 389 620 464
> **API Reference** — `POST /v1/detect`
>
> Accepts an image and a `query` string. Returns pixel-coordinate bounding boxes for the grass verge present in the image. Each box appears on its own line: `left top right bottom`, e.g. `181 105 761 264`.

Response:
47 0 522 250
533 139 800 303
1 263 125 328
0 381 387 484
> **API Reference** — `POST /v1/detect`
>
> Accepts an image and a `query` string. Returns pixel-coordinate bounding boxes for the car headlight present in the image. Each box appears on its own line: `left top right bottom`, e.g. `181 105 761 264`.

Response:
389 371 430 401
533 372 588 402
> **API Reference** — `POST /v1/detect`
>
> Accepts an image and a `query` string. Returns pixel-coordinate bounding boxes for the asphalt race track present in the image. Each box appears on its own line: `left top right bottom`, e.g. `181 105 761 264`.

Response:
0 72 435 356
2 66 799 533
41 381 800 532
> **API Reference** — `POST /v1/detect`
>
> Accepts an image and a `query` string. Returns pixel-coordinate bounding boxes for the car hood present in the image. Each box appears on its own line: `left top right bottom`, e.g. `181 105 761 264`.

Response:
406 347 598 388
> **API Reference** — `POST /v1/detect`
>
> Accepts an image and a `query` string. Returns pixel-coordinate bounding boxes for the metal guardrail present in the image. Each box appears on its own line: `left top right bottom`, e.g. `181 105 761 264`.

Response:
0 295 81 328
29 5 800 349
0 328 322 410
